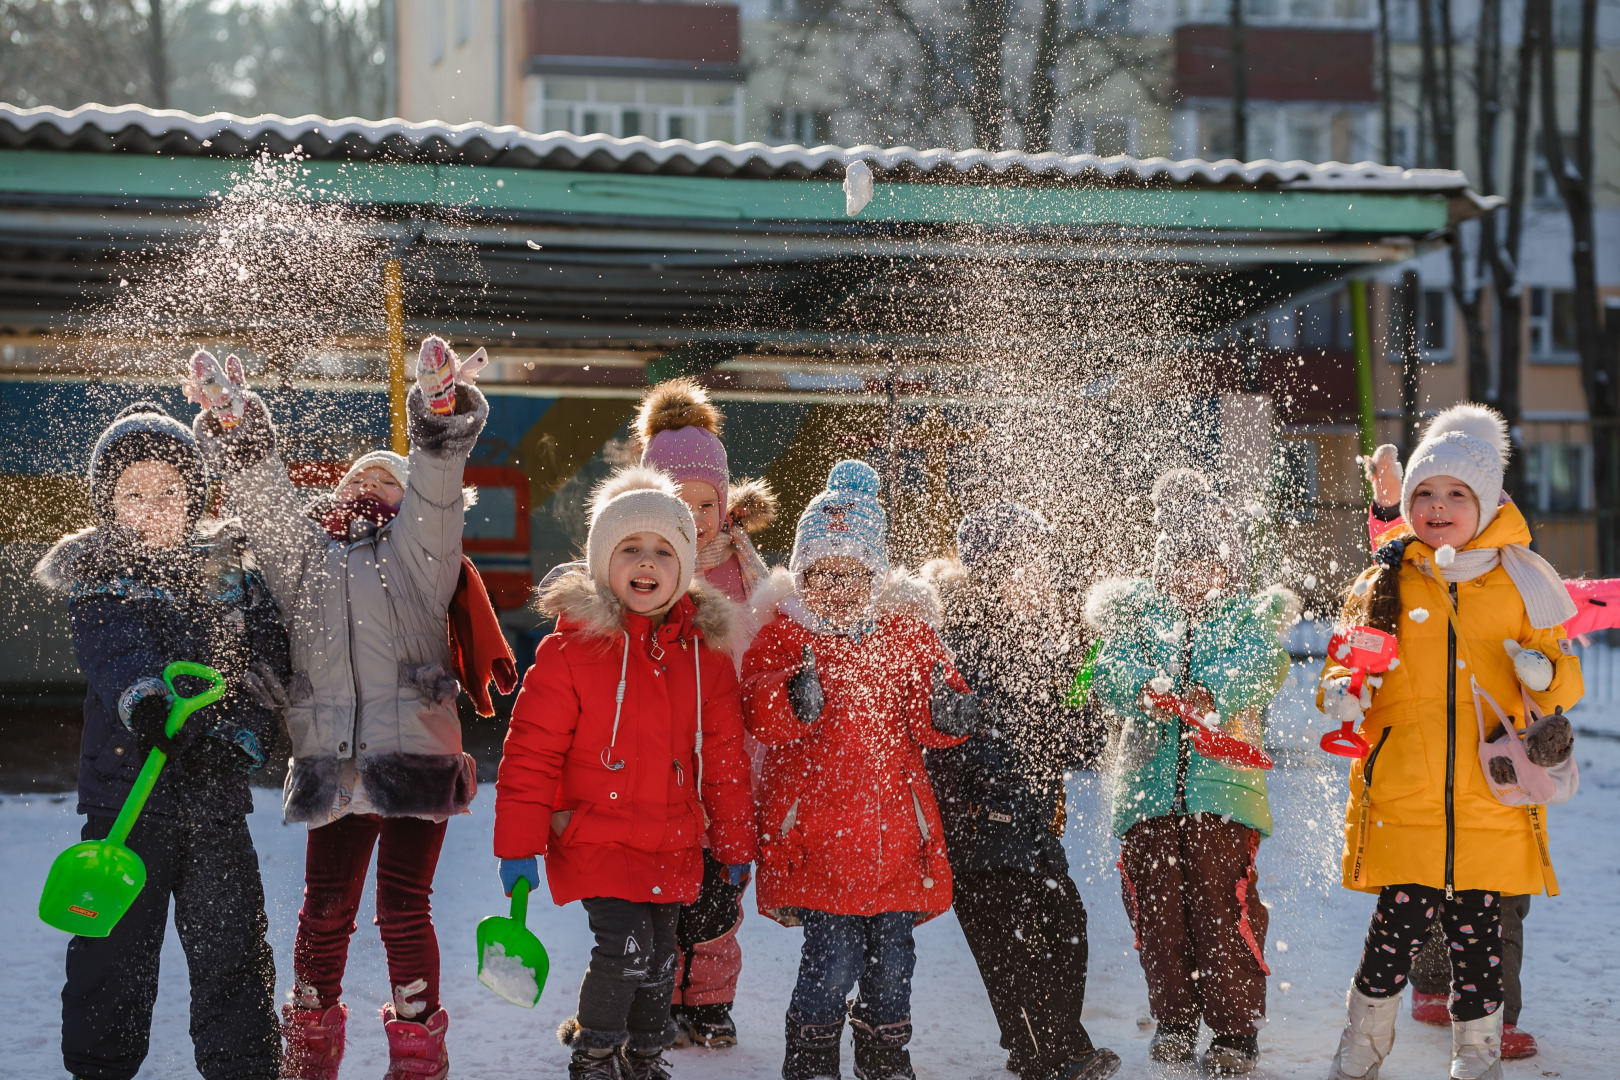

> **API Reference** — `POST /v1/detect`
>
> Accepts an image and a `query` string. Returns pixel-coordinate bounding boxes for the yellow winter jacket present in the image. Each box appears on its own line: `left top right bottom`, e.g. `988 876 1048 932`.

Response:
1322 504 1583 897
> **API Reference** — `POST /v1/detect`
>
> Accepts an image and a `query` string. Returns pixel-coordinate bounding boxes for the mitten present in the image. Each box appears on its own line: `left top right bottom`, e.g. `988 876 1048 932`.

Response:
787 644 824 724
242 660 290 712
1502 639 1554 692
500 856 538 896
120 680 190 757
181 732 257 776
1523 708 1574 767
726 863 752 887
930 661 985 736
193 390 278 473
1360 442 1403 509
1321 675 1366 725
416 336 488 415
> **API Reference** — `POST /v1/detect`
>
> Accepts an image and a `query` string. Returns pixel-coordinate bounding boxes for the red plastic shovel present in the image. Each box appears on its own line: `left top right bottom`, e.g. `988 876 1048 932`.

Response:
1142 690 1274 771
1318 625 1400 759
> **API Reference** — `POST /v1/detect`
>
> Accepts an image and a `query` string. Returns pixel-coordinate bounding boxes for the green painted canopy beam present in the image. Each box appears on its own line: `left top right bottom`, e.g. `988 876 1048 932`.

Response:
0 149 1450 234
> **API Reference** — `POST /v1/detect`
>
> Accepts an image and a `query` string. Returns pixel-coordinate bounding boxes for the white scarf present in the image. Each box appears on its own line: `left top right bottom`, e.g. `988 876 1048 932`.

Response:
1433 544 1576 629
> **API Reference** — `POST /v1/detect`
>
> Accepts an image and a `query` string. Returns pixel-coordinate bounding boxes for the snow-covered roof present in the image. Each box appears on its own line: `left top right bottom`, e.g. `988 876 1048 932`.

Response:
0 102 1471 193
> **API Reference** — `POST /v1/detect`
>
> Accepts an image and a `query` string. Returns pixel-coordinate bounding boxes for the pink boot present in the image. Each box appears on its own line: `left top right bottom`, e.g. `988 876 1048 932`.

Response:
382 1002 450 1080
280 1002 347 1080
1409 990 1450 1026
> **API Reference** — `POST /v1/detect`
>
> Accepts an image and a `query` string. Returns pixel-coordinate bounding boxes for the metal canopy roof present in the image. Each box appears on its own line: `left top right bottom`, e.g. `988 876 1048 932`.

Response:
0 104 1476 355
0 103 1474 193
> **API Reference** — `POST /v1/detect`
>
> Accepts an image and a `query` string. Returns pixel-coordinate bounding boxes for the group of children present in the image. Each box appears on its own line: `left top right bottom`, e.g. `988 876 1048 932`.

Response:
42 347 1583 1080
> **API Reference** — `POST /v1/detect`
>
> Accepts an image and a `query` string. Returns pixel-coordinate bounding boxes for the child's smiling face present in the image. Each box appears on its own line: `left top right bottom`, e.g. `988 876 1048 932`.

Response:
1410 474 1479 549
608 531 680 614
801 555 875 628
336 465 404 510
113 459 188 550
676 480 722 544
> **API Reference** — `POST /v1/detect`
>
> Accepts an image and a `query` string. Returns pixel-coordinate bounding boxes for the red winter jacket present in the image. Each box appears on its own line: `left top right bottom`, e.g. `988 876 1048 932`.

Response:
493 573 758 907
741 570 969 926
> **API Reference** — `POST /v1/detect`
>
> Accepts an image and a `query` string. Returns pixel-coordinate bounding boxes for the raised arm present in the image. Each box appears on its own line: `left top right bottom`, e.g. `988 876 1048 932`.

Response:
384 383 489 610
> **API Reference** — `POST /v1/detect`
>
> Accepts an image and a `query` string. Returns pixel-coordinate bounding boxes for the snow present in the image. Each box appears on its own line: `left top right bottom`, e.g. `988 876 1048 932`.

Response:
4 664 1618 1079
1409 608 1430 623
477 940 542 1008
1435 545 1456 568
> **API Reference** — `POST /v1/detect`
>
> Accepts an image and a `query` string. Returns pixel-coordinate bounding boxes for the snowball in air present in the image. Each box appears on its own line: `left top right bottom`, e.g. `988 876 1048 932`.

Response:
843 159 873 216
1150 675 1173 694
1435 544 1456 567
1352 577 1371 596
1303 574 1319 589
1408 608 1429 623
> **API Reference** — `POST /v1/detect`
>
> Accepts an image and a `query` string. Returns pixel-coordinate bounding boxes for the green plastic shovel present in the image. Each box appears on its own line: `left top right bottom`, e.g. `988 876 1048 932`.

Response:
476 876 549 1008
39 661 228 937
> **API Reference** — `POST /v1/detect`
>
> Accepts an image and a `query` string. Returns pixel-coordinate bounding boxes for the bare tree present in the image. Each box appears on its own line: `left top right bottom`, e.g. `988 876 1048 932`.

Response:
1532 0 1617 570
1229 0 1247 159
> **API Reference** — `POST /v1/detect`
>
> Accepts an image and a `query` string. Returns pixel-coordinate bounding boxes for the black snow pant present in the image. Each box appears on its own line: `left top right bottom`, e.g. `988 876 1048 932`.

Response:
953 869 1096 1076
1353 885 1504 1022
1410 893 1529 1026
576 897 681 1054
62 813 278 1080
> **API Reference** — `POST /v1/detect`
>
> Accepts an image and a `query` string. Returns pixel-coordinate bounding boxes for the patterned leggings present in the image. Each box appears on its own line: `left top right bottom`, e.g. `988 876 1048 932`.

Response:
1353 885 1503 1022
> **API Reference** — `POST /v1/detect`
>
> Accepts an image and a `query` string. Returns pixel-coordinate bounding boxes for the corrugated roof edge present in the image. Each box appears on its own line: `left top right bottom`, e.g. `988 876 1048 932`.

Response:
0 102 1473 193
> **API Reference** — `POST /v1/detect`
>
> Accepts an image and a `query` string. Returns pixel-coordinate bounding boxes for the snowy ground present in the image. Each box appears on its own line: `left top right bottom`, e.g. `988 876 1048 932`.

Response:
4 663 1618 1079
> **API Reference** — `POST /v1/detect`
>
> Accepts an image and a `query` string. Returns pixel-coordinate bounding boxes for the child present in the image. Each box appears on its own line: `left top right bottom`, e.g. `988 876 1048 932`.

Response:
742 460 979 1080
922 504 1120 1080
190 342 487 1080
634 378 777 1048
36 401 287 1080
493 466 757 1080
1324 406 1582 1080
1084 469 1294 1076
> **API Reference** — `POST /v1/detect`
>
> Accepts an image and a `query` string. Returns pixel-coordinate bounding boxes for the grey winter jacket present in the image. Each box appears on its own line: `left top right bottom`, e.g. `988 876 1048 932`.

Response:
198 384 488 822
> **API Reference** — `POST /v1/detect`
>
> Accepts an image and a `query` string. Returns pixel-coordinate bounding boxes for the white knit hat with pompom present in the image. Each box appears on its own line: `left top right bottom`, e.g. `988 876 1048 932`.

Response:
1400 404 1509 539
586 465 698 597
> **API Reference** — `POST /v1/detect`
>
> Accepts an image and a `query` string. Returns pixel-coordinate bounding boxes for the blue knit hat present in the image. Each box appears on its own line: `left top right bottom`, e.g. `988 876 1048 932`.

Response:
790 460 888 577
956 502 1052 576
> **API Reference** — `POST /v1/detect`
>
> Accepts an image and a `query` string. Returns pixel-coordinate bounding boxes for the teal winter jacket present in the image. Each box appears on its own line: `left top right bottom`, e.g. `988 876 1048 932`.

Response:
1084 577 1295 840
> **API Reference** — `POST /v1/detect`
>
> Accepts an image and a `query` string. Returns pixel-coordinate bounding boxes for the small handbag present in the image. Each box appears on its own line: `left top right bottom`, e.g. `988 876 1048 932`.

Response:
1471 678 1579 807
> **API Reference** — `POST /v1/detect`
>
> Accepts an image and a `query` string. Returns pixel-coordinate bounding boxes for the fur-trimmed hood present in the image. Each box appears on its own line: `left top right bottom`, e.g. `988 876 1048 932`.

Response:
750 565 940 632
538 566 741 654
34 518 250 596
920 557 973 624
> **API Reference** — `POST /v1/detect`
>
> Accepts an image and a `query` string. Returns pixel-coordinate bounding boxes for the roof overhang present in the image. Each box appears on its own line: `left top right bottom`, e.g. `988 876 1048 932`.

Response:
0 105 1489 356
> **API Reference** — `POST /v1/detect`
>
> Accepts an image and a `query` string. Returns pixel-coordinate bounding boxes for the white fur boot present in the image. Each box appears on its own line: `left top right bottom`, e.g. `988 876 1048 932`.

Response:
1330 984 1400 1080
1450 1011 1504 1080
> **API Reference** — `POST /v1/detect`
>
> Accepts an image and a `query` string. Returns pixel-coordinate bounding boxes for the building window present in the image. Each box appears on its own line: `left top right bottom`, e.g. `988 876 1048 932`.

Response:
769 107 832 145
535 78 743 142
1524 443 1591 513
1273 438 1319 522
1297 291 1353 348
428 0 446 65
1418 288 1450 357
455 0 473 47
1529 287 1579 361
1091 0 1132 31
1085 117 1134 156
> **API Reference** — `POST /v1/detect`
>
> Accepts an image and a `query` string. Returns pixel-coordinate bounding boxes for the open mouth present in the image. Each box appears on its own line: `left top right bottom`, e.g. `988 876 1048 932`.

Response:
630 576 660 595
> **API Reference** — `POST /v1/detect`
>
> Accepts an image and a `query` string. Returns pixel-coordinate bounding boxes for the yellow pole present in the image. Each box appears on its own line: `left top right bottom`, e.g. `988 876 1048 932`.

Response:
384 258 407 454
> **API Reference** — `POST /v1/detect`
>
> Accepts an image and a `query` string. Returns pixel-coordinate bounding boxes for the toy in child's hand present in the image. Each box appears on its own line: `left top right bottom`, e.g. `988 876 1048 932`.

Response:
184 349 247 428
1502 638 1554 692
787 644 824 724
929 661 985 736
1318 625 1399 758
416 336 488 416
1140 688 1274 770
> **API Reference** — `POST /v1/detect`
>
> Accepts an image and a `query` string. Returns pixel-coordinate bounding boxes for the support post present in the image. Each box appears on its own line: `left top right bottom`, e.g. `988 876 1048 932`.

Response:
1350 278 1376 496
385 258 407 455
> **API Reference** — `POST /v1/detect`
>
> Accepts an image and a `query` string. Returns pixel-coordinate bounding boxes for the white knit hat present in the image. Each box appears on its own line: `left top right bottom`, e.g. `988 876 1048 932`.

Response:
586 465 698 598
340 450 409 492
1400 404 1509 539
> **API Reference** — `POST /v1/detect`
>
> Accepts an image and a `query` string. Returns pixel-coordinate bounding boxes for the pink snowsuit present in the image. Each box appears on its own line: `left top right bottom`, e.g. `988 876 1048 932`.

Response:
1369 506 1620 636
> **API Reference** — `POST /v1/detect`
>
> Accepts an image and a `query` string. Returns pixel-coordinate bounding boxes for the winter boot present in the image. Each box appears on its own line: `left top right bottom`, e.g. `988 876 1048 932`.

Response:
280 1001 347 1080
1202 1033 1259 1075
1499 1024 1537 1059
1025 1047 1123 1080
783 1010 843 1080
1450 1013 1504 1080
1409 990 1450 1026
675 1002 738 1048
569 1048 628 1080
1147 1019 1198 1064
850 1015 914 1080
381 1002 449 1080
624 1048 674 1080
1331 985 1400 1080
